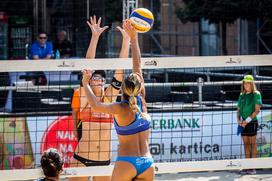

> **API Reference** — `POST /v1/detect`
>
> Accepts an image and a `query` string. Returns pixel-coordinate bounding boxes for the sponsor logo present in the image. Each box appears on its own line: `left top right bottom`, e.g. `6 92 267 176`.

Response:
257 119 272 157
144 60 157 66
150 142 220 155
157 156 238 162
151 118 200 130
226 161 242 168
258 120 272 131
62 169 77 175
41 116 78 167
132 17 149 27
57 61 75 68
225 57 242 64
150 143 164 155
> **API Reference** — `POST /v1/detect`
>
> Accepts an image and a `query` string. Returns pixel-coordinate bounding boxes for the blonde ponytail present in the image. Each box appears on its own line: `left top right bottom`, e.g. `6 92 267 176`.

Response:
129 95 150 121
129 95 141 113
122 73 150 120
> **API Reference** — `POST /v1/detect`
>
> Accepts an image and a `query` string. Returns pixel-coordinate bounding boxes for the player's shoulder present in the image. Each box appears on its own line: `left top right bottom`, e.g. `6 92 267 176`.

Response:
46 41 53 46
73 88 80 94
31 41 39 47
72 88 83 100
253 90 261 95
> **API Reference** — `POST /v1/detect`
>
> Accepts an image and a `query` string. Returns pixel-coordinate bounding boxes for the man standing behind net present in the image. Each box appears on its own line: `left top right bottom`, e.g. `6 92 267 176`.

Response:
70 16 130 181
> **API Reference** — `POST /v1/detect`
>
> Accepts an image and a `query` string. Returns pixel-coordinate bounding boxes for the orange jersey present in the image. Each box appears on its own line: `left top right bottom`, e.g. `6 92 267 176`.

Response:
71 88 113 123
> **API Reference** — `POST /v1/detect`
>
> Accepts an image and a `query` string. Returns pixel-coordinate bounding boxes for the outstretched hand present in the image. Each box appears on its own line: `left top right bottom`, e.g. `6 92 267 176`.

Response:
116 25 130 42
122 19 137 41
82 69 93 85
87 15 109 37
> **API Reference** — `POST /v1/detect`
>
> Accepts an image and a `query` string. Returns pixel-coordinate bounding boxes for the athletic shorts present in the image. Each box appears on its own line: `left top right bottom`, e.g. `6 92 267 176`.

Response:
241 121 258 136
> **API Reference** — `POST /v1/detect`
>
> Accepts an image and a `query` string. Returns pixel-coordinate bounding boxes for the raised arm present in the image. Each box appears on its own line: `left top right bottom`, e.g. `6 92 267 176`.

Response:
123 20 145 98
85 16 108 59
71 89 80 140
115 25 130 71
104 25 130 101
82 69 123 114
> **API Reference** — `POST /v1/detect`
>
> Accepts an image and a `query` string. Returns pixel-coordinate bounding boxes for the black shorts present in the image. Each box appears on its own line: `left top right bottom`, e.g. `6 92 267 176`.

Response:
73 154 110 167
241 121 258 136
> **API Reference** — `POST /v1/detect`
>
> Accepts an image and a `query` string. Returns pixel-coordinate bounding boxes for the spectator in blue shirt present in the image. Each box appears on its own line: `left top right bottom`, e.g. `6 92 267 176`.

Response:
27 32 53 85
30 32 53 59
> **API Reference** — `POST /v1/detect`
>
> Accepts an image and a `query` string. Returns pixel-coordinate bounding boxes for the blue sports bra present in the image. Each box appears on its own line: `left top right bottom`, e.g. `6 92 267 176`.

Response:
114 96 151 135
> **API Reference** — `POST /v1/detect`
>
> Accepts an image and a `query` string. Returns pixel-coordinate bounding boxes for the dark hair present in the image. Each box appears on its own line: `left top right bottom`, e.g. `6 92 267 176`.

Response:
79 70 106 87
40 148 63 177
38 31 47 36
92 70 106 79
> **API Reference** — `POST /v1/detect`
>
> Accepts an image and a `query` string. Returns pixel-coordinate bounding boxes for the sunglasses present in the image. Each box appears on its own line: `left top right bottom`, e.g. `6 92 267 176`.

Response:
91 75 105 81
39 37 47 39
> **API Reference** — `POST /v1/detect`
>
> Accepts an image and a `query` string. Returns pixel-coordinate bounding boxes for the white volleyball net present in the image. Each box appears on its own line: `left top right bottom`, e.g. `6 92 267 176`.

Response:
0 55 272 180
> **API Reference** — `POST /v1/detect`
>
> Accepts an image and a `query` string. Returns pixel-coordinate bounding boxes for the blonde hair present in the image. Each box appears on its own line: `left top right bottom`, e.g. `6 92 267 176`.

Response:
122 73 151 121
241 81 257 93
122 73 141 112
122 73 150 120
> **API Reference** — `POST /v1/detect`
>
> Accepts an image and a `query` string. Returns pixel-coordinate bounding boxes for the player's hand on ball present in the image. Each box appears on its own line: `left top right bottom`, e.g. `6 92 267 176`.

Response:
123 19 137 40
116 25 130 42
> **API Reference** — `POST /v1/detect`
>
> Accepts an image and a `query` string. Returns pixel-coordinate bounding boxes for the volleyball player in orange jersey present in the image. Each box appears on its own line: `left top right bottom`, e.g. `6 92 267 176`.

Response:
70 16 130 181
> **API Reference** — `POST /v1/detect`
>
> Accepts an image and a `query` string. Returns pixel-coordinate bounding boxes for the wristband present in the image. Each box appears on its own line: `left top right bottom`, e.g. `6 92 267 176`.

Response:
245 117 251 123
111 77 122 90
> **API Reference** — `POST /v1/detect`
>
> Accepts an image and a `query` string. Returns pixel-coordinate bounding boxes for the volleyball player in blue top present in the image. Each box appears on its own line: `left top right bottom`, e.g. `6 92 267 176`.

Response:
82 19 154 181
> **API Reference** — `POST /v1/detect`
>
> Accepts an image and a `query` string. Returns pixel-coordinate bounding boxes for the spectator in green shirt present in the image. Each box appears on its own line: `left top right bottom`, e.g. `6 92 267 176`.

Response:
237 75 262 174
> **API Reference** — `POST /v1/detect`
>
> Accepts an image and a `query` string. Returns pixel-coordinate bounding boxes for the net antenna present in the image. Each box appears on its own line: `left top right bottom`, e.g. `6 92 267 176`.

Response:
123 0 138 20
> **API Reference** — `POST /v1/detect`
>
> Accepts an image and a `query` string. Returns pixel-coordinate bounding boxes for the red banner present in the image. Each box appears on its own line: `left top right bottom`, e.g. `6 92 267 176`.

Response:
40 116 78 167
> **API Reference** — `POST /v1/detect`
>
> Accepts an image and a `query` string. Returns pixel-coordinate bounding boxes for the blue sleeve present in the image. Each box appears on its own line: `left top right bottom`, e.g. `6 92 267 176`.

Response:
46 42 53 56
31 43 39 57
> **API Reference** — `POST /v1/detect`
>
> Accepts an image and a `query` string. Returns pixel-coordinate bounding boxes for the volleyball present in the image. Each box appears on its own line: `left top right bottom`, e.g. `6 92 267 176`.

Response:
129 8 154 33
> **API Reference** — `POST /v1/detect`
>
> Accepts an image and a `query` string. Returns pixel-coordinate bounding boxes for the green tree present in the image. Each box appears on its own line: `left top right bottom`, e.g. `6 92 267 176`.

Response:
176 0 272 55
